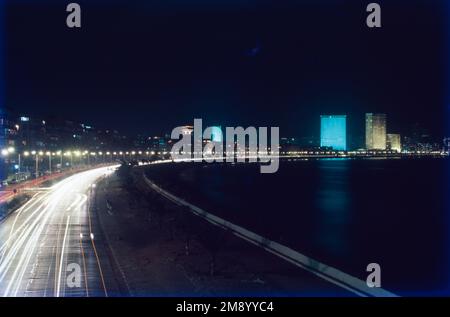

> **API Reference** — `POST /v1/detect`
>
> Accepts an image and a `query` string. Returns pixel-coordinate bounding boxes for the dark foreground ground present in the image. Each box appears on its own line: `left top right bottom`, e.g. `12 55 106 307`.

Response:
93 171 353 297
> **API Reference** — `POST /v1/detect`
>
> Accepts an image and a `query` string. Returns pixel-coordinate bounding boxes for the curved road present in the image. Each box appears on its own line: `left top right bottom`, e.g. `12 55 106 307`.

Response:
0 166 120 297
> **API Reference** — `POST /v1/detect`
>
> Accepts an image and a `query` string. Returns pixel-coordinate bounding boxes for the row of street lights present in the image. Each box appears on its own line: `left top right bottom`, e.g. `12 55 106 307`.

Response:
1 148 164 179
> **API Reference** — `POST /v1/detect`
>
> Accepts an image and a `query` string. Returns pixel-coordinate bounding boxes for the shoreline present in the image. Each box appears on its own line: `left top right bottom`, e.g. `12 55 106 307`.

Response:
93 170 355 296
137 158 449 296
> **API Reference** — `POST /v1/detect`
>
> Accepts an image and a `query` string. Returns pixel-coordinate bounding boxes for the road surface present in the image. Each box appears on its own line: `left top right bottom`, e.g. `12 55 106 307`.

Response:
0 166 121 297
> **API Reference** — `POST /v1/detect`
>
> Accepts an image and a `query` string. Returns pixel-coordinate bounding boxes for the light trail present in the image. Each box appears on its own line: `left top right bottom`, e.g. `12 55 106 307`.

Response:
0 166 119 297
56 215 70 297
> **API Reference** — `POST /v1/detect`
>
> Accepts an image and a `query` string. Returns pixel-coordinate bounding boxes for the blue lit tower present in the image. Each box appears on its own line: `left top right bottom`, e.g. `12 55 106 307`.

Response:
210 126 223 142
320 115 347 151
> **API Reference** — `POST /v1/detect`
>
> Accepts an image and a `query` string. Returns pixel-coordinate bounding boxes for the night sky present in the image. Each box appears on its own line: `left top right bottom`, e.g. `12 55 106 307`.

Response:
4 0 448 140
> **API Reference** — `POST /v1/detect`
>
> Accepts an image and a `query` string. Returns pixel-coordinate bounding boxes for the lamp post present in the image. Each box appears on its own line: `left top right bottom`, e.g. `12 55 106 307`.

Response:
23 151 30 174
64 151 73 169
46 152 52 174
74 151 81 168
90 152 96 165
4 147 16 171
38 152 44 177
31 151 38 178
6 148 17 175
18 153 21 173
57 151 62 170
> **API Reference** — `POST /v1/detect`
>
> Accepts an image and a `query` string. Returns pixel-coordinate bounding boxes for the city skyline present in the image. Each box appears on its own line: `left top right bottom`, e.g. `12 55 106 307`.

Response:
2 109 447 153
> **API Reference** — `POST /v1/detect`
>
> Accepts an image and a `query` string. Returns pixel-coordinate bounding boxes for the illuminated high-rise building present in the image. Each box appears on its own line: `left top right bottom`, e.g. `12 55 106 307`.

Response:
365 113 386 150
320 115 347 151
387 133 401 152
180 126 194 135
210 126 223 142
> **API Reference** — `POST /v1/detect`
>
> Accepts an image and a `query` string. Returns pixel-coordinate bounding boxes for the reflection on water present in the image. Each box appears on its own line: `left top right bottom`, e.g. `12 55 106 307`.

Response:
146 158 449 296
315 160 351 257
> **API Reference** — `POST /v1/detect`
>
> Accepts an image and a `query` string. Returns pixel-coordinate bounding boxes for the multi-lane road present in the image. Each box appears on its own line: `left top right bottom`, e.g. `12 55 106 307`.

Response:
0 166 121 297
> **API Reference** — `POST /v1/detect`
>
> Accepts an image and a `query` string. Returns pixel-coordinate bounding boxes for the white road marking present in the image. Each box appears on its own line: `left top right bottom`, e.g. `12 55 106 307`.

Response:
56 215 71 297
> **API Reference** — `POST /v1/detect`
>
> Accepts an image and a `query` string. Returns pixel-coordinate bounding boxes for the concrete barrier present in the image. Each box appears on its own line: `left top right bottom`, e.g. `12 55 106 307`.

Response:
141 172 397 297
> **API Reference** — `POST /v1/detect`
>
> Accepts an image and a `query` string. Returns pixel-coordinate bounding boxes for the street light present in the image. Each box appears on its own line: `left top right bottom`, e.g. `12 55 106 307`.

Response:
75 151 81 168
32 151 39 178
57 151 62 169
20 151 33 174
46 151 52 174
65 151 73 168
17 151 24 174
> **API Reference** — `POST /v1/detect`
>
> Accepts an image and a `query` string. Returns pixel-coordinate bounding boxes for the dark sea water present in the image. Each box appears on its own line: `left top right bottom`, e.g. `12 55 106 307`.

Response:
145 158 450 296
